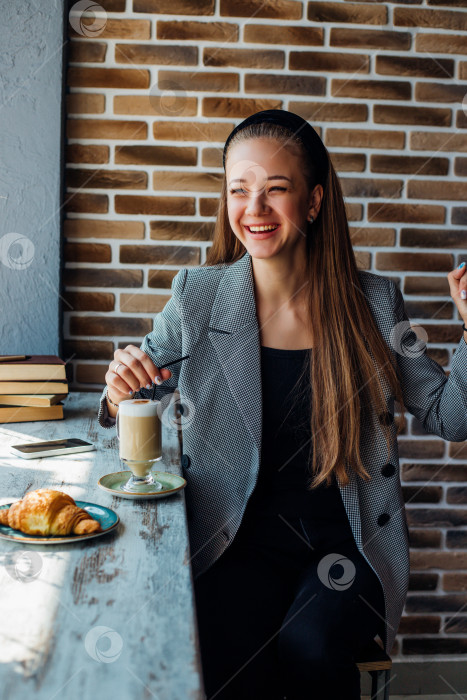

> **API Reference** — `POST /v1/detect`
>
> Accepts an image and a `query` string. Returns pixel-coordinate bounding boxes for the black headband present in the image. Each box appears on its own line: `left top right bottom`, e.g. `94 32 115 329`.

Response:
222 109 329 187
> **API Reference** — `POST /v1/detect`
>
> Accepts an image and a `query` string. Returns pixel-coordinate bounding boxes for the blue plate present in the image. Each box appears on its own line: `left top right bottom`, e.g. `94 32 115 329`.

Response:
0 500 119 544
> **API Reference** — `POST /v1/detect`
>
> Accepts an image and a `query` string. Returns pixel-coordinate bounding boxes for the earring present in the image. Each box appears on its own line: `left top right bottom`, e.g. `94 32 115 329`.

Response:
308 214 314 223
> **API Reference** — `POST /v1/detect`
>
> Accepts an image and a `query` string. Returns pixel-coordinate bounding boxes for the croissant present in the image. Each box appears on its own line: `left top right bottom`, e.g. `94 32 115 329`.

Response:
0 489 102 536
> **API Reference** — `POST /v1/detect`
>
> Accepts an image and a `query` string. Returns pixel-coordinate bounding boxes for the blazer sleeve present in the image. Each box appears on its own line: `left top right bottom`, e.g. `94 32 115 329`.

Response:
388 278 467 442
97 268 187 430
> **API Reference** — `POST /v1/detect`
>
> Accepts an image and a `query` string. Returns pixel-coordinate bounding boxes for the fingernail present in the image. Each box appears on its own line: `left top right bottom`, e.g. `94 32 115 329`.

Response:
458 262 466 269
154 375 162 384
461 290 467 300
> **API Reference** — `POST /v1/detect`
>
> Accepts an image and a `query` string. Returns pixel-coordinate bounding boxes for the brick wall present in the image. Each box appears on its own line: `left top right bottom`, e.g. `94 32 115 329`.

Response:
64 0 467 660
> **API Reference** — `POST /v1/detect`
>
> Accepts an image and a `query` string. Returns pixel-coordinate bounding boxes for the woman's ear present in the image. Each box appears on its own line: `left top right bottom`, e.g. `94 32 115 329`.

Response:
308 183 324 220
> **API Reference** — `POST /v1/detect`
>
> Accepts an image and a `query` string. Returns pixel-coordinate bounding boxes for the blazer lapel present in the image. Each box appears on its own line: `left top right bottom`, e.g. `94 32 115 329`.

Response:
208 251 263 452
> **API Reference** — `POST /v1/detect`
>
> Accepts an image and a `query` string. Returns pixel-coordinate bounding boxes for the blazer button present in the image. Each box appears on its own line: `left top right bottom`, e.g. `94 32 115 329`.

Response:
381 463 396 478
181 454 190 469
378 411 394 426
378 513 390 527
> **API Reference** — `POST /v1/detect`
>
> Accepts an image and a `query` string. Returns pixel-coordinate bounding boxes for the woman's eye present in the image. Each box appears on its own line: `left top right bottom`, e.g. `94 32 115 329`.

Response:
229 186 287 195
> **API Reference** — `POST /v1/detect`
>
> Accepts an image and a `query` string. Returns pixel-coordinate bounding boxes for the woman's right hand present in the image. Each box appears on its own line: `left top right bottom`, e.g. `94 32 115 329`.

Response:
105 345 173 405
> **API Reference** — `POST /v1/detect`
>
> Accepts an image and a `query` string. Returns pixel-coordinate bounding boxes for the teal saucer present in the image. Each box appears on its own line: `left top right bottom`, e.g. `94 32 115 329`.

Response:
98 470 187 500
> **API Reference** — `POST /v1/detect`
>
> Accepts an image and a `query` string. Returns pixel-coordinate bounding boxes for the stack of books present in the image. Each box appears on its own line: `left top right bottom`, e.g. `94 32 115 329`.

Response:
0 355 68 423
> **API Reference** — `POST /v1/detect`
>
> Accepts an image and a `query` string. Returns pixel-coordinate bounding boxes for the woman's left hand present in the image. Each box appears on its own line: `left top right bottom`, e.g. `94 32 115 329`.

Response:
447 262 467 325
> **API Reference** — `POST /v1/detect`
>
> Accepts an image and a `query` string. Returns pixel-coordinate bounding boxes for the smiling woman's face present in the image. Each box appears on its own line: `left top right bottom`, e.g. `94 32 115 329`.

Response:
225 137 316 261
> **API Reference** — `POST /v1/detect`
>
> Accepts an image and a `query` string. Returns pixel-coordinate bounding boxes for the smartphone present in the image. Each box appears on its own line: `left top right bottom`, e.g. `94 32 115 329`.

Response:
9 438 95 460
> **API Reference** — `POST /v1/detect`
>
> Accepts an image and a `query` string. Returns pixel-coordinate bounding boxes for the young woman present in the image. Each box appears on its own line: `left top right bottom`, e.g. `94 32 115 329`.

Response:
98 109 467 700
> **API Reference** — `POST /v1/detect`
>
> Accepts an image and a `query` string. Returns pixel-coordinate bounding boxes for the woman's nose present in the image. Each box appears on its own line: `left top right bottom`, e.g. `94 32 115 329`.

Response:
245 190 269 215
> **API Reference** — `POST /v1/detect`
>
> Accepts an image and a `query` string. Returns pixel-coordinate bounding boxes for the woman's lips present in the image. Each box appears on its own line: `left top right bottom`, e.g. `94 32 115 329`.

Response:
244 224 281 239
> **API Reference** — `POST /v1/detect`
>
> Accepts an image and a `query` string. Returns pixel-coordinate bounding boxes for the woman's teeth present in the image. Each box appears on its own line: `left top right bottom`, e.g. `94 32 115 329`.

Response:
247 225 279 232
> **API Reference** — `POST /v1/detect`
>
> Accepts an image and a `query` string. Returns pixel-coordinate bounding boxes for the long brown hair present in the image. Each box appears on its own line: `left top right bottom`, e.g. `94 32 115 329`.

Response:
205 121 406 490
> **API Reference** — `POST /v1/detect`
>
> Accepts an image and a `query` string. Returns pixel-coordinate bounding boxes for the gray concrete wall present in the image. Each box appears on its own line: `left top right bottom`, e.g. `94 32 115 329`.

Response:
0 0 66 356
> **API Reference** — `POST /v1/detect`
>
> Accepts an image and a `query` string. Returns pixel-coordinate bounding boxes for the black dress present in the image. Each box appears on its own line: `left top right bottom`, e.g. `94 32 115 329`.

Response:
232 345 356 570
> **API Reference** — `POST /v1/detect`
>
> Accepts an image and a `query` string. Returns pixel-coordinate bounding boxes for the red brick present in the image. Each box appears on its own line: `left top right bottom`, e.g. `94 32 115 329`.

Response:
148 269 180 289
331 153 366 172
376 55 454 79
416 33 467 55
290 51 369 73
149 220 214 241
220 0 302 20
65 269 143 288
64 219 144 239
308 1 386 24
455 158 467 177
115 195 195 216
67 119 147 140
341 178 403 198
368 202 445 224
349 227 395 246
411 131 467 152
330 27 411 50
370 154 449 175
331 79 410 101
395 7 467 31
158 69 238 92
64 242 111 263
68 41 107 63
71 317 152 336
199 198 220 217
244 24 323 45
134 0 214 13
153 171 222 192
120 294 172 314
153 121 233 141
415 82 467 103
67 67 150 89
65 145 109 164
289 101 368 122
66 93 105 114
402 273 451 294
120 245 200 266
66 168 148 190
326 129 405 149
374 104 451 126
114 95 197 117
70 18 151 39
62 339 114 356
115 145 197 166
157 20 238 42
245 73 326 95
64 192 108 214
204 47 285 69
115 44 197 65
408 180 467 201
376 252 453 271
202 97 282 118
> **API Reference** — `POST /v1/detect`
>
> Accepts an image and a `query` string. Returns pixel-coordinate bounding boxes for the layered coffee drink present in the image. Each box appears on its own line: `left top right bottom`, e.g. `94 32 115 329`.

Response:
116 399 163 492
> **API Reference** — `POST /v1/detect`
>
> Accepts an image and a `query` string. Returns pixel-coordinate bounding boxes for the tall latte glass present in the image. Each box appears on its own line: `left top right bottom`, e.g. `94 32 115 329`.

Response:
116 399 163 492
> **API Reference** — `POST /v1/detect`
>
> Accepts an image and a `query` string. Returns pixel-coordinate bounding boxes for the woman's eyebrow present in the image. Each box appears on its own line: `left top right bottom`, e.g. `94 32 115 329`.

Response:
228 175 292 185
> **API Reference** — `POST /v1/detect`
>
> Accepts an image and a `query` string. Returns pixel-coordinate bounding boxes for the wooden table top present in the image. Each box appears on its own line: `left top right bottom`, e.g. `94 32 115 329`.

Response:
0 391 204 700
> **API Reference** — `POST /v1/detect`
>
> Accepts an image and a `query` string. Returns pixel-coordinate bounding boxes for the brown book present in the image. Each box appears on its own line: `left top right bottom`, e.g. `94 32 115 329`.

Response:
0 356 66 381
0 394 68 407
0 403 64 424
0 381 69 394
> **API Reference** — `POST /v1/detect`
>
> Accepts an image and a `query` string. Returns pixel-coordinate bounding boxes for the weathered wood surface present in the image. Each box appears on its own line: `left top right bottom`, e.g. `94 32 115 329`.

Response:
0 392 204 700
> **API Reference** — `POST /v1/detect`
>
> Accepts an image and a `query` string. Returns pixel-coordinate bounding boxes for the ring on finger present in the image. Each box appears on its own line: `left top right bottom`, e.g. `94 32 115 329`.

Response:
114 362 124 374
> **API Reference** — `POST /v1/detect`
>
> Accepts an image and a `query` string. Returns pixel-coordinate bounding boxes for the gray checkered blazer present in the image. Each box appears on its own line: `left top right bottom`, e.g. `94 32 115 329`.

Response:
98 250 467 655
